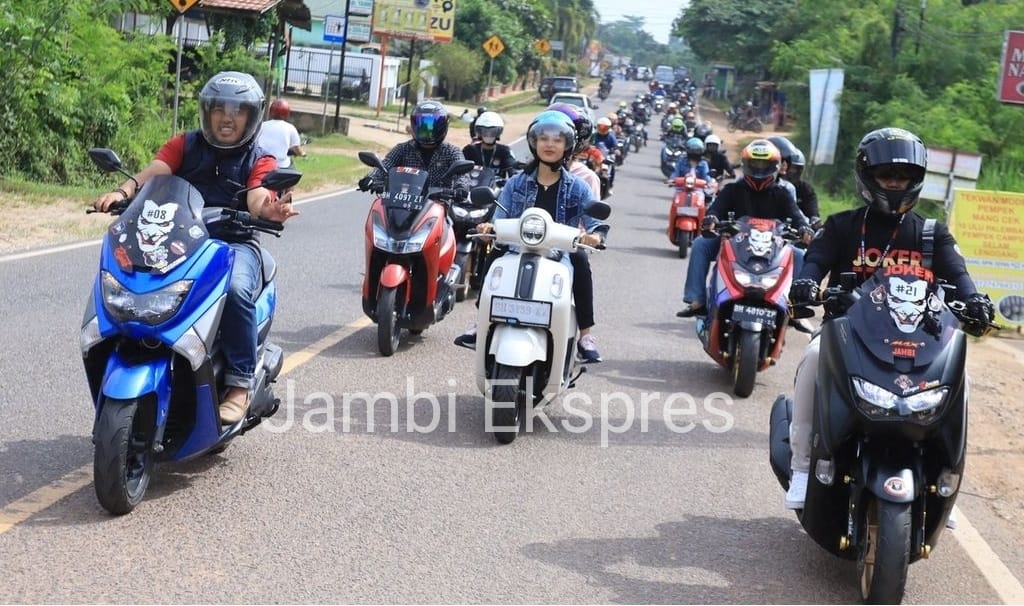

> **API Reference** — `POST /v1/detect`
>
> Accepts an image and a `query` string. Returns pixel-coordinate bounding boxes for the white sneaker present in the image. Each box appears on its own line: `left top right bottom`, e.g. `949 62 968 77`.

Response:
946 505 958 530
785 470 809 509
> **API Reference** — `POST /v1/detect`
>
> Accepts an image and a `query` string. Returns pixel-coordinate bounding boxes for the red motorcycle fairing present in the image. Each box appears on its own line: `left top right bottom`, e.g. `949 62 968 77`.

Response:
667 176 709 245
380 263 410 290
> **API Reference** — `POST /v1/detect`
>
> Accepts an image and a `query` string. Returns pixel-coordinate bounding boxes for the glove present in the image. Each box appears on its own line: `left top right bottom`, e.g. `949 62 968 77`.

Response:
790 278 820 306
964 292 995 325
797 225 815 244
357 176 374 192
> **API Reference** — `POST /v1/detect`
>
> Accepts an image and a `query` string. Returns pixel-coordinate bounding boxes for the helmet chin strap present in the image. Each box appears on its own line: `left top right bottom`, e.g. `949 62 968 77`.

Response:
541 158 564 171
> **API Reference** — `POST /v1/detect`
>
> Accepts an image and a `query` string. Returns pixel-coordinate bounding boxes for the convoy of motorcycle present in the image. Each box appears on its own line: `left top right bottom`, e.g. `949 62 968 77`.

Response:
81 148 301 514
356 151 474 356
695 215 801 397
61 73 1000 605
769 267 997 603
468 187 611 444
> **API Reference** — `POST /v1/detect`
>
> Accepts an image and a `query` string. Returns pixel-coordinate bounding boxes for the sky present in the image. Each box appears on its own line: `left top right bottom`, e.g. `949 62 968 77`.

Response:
591 0 688 45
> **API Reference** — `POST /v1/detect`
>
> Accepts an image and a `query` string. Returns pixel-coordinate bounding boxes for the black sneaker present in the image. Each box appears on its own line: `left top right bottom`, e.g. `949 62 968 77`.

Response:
453 322 477 349
676 302 706 318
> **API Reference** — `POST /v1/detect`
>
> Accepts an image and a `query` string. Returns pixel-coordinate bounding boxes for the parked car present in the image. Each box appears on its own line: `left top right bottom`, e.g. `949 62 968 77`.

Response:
548 92 599 125
539 76 580 102
322 63 371 101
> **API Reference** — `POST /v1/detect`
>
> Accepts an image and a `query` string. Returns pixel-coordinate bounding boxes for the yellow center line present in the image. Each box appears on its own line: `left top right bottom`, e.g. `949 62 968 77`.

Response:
0 317 371 534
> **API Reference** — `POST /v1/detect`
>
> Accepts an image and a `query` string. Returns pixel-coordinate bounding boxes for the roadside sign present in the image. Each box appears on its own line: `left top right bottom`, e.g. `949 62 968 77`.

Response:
997 30 1024 105
349 0 375 17
533 38 551 55
323 15 347 44
483 35 504 58
168 0 199 13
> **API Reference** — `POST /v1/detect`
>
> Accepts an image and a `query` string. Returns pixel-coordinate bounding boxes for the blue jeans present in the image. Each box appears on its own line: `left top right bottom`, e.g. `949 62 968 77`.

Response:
683 237 805 305
221 243 260 390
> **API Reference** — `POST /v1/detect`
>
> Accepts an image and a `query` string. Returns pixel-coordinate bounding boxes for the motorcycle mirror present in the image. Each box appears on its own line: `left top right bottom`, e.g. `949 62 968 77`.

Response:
89 148 123 172
584 201 612 221
89 147 140 191
260 168 303 192
442 159 476 180
357 151 384 170
469 186 496 208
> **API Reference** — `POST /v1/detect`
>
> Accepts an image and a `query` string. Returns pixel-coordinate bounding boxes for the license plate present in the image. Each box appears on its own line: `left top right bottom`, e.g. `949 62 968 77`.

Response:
490 296 552 328
732 303 777 324
676 206 700 217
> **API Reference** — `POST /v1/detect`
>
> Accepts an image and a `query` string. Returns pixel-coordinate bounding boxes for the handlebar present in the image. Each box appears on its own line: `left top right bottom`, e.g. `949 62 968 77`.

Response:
221 208 284 237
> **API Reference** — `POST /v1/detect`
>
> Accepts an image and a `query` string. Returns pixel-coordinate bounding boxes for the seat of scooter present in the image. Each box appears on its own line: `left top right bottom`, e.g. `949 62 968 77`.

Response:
260 247 277 284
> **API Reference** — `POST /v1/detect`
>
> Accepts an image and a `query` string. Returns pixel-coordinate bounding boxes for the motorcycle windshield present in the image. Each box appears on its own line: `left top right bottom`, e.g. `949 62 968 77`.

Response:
383 167 431 233
848 266 955 367
465 166 497 188
106 175 208 274
729 217 787 271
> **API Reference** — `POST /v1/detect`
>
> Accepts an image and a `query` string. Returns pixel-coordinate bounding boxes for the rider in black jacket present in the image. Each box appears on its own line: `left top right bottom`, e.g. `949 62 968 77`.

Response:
677 139 812 317
783 127 994 509
461 111 517 178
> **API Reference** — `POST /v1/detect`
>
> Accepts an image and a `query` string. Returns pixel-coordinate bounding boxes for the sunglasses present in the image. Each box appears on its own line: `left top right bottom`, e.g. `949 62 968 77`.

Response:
871 165 918 180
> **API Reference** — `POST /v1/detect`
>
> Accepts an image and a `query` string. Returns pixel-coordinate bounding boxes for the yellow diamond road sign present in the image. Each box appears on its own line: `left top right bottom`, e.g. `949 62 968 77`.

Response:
169 0 199 13
533 38 551 55
483 35 504 59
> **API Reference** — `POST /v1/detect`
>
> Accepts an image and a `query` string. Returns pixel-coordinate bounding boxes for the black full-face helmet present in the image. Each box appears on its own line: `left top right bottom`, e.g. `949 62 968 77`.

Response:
855 127 928 216
199 71 265 150
411 100 450 147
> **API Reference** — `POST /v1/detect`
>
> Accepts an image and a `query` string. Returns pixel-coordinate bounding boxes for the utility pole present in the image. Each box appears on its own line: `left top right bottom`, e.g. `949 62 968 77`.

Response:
915 0 927 55
333 0 353 132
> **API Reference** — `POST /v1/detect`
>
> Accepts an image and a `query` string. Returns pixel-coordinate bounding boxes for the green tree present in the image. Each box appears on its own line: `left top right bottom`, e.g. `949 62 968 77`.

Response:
429 41 486 101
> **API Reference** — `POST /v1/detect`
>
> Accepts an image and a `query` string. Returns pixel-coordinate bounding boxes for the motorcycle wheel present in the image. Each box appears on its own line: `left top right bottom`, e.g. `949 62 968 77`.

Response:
858 498 911 605
727 121 737 133
93 399 154 515
752 120 763 133
490 363 526 444
377 285 402 356
732 330 759 398
676 230 690 259
633 137 641 153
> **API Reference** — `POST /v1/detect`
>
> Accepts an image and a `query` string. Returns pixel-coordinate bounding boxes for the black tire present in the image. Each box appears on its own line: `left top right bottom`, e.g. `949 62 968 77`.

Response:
633 136 641 153
490 363 526 444
732 329 759 398
676 230 690 259
727 121 737 133
752 120 763 133
455 254 471 302
859 498 912 604
93 399 153 515
376 286 401 356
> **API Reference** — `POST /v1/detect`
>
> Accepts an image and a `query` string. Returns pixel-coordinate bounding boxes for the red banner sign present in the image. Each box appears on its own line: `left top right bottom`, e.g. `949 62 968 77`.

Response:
997 30 1024 105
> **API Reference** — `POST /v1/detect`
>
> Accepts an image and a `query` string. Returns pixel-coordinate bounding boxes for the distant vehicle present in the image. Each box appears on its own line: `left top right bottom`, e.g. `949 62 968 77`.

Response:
654 65 674 84
322 63 371 101
548 92 599 124
638 66 652 80
539 76 580 102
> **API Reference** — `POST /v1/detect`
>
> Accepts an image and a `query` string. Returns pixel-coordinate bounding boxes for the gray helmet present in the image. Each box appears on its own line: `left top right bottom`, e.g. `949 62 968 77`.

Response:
198 71 265 150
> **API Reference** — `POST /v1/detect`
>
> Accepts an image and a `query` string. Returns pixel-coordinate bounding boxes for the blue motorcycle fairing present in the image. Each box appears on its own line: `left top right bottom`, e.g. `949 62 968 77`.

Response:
99 351 171 430
173 381 225 461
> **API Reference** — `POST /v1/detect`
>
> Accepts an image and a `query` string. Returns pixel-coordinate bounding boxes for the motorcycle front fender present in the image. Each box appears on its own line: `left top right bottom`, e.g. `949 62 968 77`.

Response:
675 217 698 232
489 324 548 367
99 352 172 430
380 263 409 289
866 464 916 504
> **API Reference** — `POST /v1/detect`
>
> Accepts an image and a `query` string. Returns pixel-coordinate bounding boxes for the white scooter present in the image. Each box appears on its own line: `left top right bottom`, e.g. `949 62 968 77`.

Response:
469 189 610 444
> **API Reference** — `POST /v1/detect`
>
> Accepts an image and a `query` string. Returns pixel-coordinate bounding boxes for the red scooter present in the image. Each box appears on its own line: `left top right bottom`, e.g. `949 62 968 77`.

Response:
357 152 474 356
666 174 718 258
696 215 799 397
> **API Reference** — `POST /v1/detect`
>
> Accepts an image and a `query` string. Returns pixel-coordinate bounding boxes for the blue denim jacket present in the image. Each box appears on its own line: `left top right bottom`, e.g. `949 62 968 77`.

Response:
495 166 605 234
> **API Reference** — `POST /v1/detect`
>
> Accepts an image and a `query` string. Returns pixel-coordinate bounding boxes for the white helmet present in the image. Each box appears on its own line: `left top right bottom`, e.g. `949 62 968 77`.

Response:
705 134 722 147
475 111 504 143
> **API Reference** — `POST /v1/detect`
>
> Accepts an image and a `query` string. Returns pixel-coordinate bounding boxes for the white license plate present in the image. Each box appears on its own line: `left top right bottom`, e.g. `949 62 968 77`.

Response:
490 296 552 328
676 206 700 217
732 303 777 323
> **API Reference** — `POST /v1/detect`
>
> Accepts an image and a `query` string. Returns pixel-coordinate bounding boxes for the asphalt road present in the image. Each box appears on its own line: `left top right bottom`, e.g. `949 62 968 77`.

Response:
0 80 1013 603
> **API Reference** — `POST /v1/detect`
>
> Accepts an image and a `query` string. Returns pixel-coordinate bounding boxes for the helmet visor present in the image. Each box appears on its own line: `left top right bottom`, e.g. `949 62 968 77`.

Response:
869 163 924 182
413 114 441 143
745 159 777 177
477 126 500 143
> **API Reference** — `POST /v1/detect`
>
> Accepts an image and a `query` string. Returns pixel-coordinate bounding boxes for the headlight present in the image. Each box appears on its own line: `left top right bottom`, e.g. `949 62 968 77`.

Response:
451 205 469 218
734 270 752 287
373 215 436 254
521 215 546 246
101 271 192 326
852 377 949 419
733 268 781 289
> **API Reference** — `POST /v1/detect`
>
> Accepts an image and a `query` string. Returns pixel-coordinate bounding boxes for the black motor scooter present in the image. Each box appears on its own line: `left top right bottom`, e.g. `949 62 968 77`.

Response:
769 268 996 603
